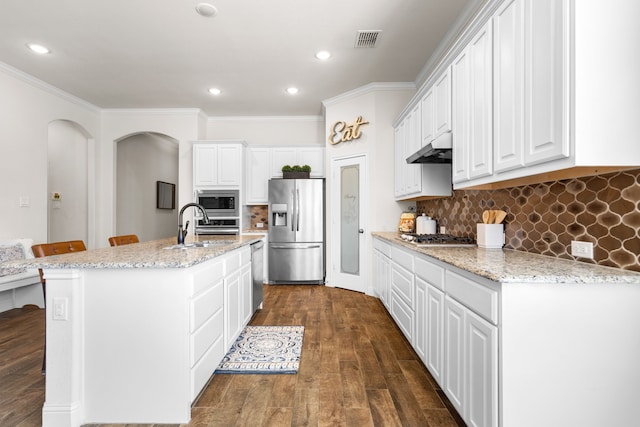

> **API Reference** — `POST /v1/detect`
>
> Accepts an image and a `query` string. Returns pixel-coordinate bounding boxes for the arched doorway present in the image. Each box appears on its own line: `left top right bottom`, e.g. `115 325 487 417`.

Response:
115 132 179 241
47 120 92 245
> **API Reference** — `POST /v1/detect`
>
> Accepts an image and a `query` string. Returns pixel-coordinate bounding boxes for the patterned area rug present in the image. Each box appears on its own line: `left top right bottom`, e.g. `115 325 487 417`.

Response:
215 325 304 374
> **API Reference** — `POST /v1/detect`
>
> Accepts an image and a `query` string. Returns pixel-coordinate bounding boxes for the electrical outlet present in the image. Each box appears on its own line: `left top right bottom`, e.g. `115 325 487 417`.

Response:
52 297 69 321
571 241 594 259
256 223 264 228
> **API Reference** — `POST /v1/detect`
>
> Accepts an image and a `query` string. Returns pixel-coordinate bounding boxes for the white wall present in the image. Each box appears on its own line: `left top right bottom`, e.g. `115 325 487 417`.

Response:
323 83 415 293
207 116 324 146
116 133 179 241
0 64 100 245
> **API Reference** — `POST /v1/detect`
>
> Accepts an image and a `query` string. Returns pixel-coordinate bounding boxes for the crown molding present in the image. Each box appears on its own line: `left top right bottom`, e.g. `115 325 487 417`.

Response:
207 115 323 122
102 108 204 116
322 82 415 108
0 61 101 113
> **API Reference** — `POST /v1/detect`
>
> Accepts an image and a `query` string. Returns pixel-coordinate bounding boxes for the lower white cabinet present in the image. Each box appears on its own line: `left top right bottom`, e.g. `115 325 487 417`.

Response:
224 246 252 349
466 308 498 427
425 283 445 386
374 236 498 427
372 238 391 308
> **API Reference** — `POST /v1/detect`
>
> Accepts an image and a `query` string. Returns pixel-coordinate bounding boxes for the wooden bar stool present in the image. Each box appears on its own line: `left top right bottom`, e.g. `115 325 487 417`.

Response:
31 240 87 374
108 234 139 246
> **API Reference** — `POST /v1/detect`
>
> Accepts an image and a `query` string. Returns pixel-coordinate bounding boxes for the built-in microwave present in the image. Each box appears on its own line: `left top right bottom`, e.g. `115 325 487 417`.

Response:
196 189 239 217
195 189 240 234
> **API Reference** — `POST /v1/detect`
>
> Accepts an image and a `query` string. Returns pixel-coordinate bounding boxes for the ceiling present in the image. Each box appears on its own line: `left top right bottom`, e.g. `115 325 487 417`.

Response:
0 0 482 116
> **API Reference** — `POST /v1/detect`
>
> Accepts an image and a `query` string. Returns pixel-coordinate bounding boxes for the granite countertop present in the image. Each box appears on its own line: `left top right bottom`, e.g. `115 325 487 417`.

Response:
1 235 263 270
372 232 640 284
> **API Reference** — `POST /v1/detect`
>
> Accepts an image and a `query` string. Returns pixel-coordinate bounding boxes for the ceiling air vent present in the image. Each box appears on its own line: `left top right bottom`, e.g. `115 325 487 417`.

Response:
355 30 382 48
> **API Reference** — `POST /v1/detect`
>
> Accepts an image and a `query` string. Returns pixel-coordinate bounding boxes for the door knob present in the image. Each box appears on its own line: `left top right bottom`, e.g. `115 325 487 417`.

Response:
358 228 364 234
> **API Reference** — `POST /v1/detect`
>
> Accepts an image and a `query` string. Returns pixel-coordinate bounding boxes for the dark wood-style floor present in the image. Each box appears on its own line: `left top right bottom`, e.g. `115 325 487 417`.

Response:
0 285 465 427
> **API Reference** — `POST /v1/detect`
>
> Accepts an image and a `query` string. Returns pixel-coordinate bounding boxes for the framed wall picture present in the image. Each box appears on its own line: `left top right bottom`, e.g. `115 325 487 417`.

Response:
156 181 176 210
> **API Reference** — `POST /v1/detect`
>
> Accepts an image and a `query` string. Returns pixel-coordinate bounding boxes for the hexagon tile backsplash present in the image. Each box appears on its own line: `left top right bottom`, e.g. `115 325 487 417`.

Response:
416 168 640 272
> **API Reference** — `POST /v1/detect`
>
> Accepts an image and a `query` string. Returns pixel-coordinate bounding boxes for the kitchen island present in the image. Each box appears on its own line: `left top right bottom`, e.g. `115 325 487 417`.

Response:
372 232 640 427
6 235 263 427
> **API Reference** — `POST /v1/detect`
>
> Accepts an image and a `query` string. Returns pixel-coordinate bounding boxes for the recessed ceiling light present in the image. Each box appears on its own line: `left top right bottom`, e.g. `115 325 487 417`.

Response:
315 51 331 60
195 3 218 17
27 43 50 54
208 87 221 95
286 87 299 95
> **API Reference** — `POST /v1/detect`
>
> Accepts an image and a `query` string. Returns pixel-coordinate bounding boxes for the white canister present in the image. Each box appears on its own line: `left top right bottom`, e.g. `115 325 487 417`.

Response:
416 214 437 234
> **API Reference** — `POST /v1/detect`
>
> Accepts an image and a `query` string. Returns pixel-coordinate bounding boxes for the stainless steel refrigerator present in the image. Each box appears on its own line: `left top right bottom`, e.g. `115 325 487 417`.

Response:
268 178 325 284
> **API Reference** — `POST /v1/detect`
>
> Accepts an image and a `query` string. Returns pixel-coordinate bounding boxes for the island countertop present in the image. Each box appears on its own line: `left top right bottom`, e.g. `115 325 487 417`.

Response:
373 231 640 284
3 235 263 270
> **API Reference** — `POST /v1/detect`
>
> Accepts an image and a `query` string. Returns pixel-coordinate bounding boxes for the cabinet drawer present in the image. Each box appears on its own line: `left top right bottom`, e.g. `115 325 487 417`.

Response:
373 238 391 257
391 262 414 309
193 260 224 295
446 271 498 324
415 255 445 291
190 280 223 332
191 307 224 367
391 245 414 271
191 332 225 402
391 290 414 341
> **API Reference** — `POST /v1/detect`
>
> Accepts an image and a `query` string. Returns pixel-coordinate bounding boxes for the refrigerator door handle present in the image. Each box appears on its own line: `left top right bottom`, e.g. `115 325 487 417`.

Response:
271 245 321 249
291 189 296 232
296 188 301 231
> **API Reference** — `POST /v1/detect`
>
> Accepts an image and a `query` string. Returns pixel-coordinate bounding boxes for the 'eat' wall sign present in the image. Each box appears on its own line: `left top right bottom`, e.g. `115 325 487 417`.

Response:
328 116 369 145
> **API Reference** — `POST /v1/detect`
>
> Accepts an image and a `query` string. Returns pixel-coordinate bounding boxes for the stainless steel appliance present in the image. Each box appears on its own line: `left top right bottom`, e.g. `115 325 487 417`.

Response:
399 233 476 247
268 178 325 284
195 189 240 235
250 240 264 310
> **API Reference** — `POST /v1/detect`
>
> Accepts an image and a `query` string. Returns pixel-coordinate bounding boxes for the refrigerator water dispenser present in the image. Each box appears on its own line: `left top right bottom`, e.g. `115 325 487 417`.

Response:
271 203 288 226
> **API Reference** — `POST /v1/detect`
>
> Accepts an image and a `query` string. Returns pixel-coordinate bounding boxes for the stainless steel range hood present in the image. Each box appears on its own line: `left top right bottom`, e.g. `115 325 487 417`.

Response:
406 131 452 164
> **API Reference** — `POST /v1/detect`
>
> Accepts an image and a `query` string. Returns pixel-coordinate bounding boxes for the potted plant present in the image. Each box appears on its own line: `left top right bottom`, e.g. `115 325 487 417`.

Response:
282 164 311 179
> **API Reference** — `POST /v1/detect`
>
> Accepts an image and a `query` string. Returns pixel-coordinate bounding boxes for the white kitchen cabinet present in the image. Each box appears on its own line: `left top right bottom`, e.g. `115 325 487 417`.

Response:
405 104 423 194
224 246 252 349
271 146 325 178
193 142 244 188
421 67 451 148
415 254 446 386
494 0 568 174
245 147 271 204
426 284 445 386
466 308 498 427
445 269 499 427
452 20 493 184
394 110 452 200
390 245 415 342
373 237 391 309
394 124 406 197
414 276 428 362
451 48 470 183
433 67 452 138
420 88 435 146
444 295 466 416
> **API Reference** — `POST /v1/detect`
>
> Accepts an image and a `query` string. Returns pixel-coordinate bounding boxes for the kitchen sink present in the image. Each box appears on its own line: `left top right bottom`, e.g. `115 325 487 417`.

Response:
163 240 235 250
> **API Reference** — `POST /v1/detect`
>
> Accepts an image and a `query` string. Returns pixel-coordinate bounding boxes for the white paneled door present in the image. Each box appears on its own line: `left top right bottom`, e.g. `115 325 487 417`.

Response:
330 154 368 294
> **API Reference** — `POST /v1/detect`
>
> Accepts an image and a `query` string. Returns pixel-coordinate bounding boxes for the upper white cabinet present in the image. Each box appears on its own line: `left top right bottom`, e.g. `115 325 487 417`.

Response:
493 0 568 174
433 67 452 139
394 100 452 200
271 146 325 178
193 142 244 188
245 147 271 205
452 20 494 184
245 146 325 204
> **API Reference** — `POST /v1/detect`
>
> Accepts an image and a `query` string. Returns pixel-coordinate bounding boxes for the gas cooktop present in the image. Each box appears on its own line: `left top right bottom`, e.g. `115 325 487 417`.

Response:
399 233 476 247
